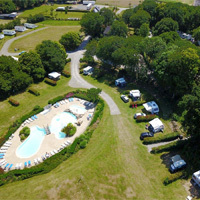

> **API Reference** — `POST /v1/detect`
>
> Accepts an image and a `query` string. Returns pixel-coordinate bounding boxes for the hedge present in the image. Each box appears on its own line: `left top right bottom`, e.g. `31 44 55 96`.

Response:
0 92 104 186
143 132 180 145
163 171 187 185
68 10 89 13
28 88 40 96
66 58 71 63
130 100 146 107
48 96 64 105
62 70 71 78
8 98 19 106
151 139 188 154
136 114 157 122
44 78 57 86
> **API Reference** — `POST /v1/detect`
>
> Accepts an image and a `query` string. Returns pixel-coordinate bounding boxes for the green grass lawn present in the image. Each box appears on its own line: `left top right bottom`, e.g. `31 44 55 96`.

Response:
8 25 80 53
38 19 80 26
0 69 188 199
160 0 194 4
0 19 12 25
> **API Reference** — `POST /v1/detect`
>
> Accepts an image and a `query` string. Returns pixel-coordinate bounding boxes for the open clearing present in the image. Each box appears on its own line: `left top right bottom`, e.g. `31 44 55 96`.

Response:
38 20 80 26
8 25 80 53
0 72 187 199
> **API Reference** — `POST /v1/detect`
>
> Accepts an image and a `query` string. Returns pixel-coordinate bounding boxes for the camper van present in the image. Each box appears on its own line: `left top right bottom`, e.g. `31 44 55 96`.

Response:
83 66 93 75
24 23 37 29
15 26 26 32
129 90 141 101
3 30 16 36
143 101 159 114
87 3 92 10
115 78 127 87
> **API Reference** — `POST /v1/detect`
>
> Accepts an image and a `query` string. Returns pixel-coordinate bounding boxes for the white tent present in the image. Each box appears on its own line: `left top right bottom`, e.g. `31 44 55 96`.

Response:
48 72 61 80
129 90 141 99
148 118 164 133
143 101 159 114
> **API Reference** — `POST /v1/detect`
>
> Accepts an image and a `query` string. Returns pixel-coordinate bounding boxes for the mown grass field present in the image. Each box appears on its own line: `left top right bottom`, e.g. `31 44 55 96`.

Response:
160 0 194 5
0 69 188 199
8 25 80 53
38 19 80 26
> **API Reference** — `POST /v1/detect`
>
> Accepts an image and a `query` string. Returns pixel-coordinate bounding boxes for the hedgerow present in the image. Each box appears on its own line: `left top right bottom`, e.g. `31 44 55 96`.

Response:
28 88 40 96
8 98 19 106
136 114 157 122
44 78 57 86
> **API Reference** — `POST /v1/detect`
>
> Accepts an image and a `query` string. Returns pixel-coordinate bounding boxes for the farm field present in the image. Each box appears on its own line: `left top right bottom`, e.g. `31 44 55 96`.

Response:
0 75 187 199
8 25 80 53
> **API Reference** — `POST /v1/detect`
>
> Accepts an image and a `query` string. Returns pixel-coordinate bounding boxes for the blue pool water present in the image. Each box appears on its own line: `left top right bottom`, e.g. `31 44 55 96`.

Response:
16 126 46 158
50 112 77 139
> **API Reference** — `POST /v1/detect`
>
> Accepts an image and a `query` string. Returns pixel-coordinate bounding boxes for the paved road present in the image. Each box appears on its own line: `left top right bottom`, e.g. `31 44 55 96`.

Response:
68 36 121 115
0 27 48 56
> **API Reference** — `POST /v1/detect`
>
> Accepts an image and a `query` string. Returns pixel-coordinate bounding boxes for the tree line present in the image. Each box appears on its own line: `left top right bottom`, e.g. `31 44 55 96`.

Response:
79 2 200 137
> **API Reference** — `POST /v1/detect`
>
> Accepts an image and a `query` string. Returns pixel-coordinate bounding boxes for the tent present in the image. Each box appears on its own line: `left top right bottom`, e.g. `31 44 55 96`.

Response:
129 90 141 100
143 101 159 114
148 118 164 133
48 72 61 80
115 78 127 87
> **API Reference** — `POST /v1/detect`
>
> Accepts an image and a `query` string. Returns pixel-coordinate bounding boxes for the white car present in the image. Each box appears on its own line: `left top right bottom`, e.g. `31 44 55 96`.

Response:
121 95 129 103
134 113 146 119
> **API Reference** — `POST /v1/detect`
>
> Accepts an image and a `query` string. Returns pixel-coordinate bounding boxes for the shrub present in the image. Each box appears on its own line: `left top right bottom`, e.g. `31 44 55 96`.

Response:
44 78 57 86
122 90 130 95
28 88 40 96
80 69 83 74
8 98 19 106
27 13 45 23
62 70 71 78
163 171 186 185
129 100 146 107
80 140 87 148
136 114 157 122
62 123 76 137
66 58 71 63
48 96 64 105
143 132 180 144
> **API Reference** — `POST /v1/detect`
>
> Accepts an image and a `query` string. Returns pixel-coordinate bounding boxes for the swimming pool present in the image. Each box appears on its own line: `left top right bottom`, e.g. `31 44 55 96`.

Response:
50 112 77 139
16 126 46 158
69 105 86 115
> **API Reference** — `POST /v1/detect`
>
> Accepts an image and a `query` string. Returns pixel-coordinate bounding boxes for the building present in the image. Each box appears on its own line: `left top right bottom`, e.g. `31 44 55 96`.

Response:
143 101 159 114
2 30 16 36
24 23 37 29
48 72 61 81
15 26 26 32
148 118 164 133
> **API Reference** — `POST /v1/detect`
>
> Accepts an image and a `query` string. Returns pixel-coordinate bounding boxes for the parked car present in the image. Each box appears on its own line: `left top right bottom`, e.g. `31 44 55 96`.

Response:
19 51 26 55
121 95 129 103
134 113 146 119
169 154 186 173
140 132 154 140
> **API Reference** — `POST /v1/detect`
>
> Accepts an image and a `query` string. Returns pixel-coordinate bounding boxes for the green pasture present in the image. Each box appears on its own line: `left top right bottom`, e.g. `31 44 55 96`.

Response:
38 20 80 26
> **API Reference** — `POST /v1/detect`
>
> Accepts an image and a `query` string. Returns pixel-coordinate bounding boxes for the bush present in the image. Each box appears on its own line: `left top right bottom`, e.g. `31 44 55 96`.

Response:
62 123 76 137
80 69 83 74
66 58 71 63
27 13 45 23
19 127 30 141
48 96 64 104
28 88 40 96
61 70 71 78
163 171 186 185
136 114 157 122
44 78 57 86
80 140 87 148
151 139 188 154
130 100 146 107
122 90 130 95
143 132 180 144
80 56 95 65
8 98 19 106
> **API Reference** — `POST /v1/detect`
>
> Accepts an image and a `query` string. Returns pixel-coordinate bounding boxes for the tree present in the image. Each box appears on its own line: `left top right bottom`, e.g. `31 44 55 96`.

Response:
0 56 32 97
139 23 149 37
59 31 81 51
85 39 98 57
96 36 125 66
193 26 200 41
36 40 67 73
19 51 45 82
159 31 180 44
110 20 128 37
122 9 134 25
99 7 114 26
130 10 151 29
80 13 104 37
178 85 200 136
86 88 102 103
0 0 16 13
154 18 179 36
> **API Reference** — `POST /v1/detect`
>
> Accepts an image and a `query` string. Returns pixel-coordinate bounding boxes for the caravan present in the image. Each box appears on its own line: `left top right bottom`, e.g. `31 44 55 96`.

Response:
143 101 159 114
15 26 26 32
24 23 37 29
115 78 127 87
148 118 164 133
87 3 92 10
3 30 16 36
192 170 200 187
83 66 93 75
129 90 141 101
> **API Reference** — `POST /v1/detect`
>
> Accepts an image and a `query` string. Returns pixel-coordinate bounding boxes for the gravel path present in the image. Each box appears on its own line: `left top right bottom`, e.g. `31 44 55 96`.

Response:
0 27 48 56
68 36 121 115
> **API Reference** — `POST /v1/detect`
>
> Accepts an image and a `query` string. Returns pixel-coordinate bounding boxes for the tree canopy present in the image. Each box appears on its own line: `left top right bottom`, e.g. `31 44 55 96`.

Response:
36 40 67 73
59 31 82 51
0 0 15 13
139 23 150 37
110 20 128 37
99 7 114 26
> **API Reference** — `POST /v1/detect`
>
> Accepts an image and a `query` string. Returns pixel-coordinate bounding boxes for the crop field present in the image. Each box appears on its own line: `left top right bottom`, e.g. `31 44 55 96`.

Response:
8 25 80 53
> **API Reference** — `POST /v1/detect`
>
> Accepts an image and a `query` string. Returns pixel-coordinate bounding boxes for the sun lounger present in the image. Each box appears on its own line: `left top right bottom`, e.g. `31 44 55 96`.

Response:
18 163 22 169
0 153 4 156
4 163 9 169
0 159 5 163
34 159 38 165
0 150 7 153
65 99 68 103
26 119 30 124
24 162 27 168
28 160 31 166
1 147 8 150
0 156 4 159
66 140 72 144
56 102 59 107
61 144 66 148
29 118 33 122
50 151 55 156
0 161 6 167
37 158 41 163
15 163 19 169
71 98 74 101
31 116 35 120
41 156 45 161
8 164 13 170
3 144 10 147
53 149 58 154
5 141 12 145
34 115 38 119
64 141 69 146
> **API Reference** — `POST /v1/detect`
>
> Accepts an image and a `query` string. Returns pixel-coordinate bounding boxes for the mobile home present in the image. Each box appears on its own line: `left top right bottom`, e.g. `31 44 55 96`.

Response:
87 3 92 10
115 78 127 87
148 118 164 133
192 170 200 187
24 23 37 29
143 101 159 114
2 30 16 36
15 26 26 32
48 72 61 81
56 7 65 11
83 1 95 5
83 66 93 75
